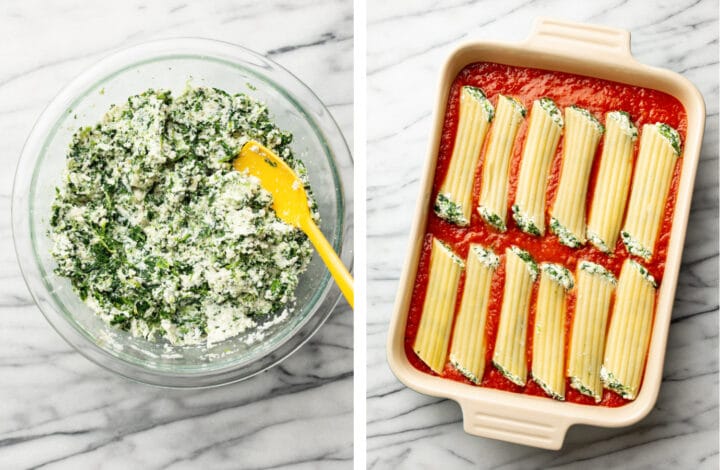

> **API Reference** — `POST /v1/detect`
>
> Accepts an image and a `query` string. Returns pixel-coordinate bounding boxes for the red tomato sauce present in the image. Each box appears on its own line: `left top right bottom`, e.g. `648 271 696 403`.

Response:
404 62 687 407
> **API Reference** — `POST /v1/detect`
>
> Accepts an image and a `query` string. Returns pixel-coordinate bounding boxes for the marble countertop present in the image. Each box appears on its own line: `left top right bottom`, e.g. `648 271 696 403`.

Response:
0 1 353 468
367 0 718 468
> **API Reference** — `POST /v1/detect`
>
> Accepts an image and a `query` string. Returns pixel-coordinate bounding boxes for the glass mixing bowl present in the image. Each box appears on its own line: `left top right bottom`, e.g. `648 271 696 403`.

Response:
12 38 352 387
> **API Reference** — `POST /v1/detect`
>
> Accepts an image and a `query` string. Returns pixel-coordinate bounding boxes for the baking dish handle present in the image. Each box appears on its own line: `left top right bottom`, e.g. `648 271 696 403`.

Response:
458 398 570 450
526 17 635 62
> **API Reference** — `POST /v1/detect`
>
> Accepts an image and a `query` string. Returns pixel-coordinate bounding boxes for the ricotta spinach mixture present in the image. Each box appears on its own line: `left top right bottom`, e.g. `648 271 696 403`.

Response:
50 87 315 346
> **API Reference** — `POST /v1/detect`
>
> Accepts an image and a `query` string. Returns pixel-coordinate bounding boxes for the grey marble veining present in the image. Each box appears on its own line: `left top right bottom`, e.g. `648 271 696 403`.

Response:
0 1 353 468
367 0 718 468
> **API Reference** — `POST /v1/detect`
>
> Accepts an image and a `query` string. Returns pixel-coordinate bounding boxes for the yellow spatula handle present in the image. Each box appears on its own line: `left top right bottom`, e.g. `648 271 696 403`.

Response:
302 220 354 309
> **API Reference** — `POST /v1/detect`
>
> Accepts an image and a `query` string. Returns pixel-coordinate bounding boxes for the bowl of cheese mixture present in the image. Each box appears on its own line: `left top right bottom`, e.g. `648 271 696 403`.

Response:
12 38 352 387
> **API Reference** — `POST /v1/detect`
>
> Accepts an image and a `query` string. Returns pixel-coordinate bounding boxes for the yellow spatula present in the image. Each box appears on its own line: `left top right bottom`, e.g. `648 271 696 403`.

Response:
234 140 354 308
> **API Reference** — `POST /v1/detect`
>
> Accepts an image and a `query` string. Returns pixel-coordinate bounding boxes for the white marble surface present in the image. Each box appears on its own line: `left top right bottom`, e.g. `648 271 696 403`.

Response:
367 0 718 468
0 1 353 468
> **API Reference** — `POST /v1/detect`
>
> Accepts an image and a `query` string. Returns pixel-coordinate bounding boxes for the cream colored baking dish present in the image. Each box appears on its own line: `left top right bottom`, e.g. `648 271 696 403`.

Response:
386 17 705 450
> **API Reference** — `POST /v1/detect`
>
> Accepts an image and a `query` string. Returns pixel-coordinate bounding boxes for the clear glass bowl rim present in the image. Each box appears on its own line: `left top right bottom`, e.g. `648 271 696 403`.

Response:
11 37 353 388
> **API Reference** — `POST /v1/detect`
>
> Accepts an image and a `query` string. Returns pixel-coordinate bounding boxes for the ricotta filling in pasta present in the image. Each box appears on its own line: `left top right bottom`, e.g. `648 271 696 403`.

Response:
50 87 315 346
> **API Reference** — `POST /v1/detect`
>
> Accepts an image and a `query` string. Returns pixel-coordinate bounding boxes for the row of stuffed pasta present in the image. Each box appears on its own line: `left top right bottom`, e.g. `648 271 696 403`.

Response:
433 86 682 261
413 238 657 402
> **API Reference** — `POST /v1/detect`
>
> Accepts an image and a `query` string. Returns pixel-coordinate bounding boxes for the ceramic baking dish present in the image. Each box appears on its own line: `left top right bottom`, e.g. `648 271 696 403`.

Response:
386 17 705 450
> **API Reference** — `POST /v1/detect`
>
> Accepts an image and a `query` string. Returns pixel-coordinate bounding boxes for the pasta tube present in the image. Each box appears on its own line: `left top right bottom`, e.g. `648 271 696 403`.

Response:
512 98 564 236
435 86 494 226
449 245 499 383
549 106 604 247
493 246 539 385
477 95 526 231
621 123 682 259
531 263 574 400
413 238 465 373
586 111 638 253
601 260 657 400
567 261 617 401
